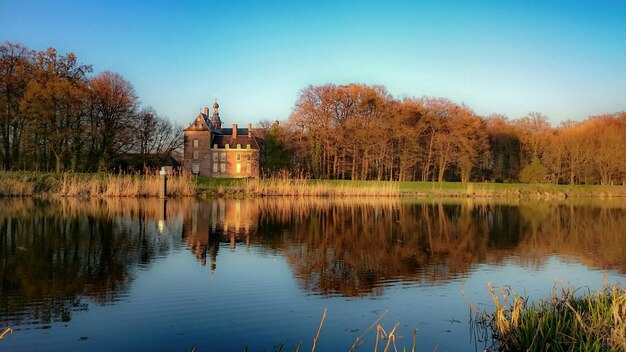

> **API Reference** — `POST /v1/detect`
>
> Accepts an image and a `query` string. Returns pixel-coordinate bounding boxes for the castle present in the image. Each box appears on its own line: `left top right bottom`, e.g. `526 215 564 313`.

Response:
182 101 261 177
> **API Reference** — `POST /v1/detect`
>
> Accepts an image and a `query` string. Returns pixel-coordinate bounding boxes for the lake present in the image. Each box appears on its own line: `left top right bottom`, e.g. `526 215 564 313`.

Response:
1 197 625 351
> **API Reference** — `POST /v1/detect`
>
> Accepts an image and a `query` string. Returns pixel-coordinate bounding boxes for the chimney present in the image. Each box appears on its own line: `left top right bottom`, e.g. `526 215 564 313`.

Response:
248 123 253 138
232 124 238 138
203 107 209 115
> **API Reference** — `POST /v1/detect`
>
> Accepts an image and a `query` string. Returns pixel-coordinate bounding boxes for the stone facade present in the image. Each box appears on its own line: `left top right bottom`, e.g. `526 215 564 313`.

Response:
183 102 261 178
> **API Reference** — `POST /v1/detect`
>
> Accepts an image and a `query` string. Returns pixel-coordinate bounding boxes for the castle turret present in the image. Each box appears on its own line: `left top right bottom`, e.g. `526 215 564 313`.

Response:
211 100 222 130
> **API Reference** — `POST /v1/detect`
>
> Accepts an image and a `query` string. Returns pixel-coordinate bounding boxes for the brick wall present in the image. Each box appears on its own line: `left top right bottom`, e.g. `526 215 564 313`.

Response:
183 130 212 175
208 147 260 178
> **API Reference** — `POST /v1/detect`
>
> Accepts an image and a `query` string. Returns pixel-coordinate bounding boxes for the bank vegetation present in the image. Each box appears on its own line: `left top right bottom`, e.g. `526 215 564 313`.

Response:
3 172 626 198
475 283 626 352
0 172 195 197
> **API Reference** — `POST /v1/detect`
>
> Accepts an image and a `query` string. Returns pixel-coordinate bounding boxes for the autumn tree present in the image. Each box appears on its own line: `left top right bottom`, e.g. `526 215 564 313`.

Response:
20 48 91 171
0 42 33 169
587 115 626 185
259 121 293 175
416 98 487 182
514 112 552 163
0 42 183 172
484 114 520 182
389 99 425 181
556 121 593 184
289 84 391 180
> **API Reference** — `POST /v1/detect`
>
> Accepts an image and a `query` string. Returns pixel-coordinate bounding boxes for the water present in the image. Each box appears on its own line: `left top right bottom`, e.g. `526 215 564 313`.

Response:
1 198 625 351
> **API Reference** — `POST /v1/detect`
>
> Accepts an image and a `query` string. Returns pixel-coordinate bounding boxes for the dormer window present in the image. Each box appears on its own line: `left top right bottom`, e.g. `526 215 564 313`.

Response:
246 144 251 149
237 144 241 149
213 144 218 149
225 144 229 149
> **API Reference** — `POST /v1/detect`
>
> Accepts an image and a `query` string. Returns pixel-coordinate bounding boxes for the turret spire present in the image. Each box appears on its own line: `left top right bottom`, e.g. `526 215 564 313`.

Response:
211 98 222 130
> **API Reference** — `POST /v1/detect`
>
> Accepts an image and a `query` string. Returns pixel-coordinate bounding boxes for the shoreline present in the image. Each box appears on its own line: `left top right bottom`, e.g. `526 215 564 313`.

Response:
1 172 626 199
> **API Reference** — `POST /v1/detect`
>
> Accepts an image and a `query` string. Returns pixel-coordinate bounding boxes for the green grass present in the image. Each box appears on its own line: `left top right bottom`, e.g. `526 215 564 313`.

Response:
195 178 626 198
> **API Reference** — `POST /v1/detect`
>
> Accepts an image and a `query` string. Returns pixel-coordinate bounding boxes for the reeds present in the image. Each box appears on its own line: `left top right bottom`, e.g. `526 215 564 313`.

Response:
0 173 35 196
240 309 417 352
475 282 626 351
0 327 12 341
59 172 197 197
0 171 196 198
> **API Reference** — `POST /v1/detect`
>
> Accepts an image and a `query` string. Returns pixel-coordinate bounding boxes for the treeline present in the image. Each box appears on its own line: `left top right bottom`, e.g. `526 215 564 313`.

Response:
0 42 180 172
265 84 626 184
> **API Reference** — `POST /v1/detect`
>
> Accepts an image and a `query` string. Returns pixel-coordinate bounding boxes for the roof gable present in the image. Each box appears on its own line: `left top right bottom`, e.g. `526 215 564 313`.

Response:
184 113 219 133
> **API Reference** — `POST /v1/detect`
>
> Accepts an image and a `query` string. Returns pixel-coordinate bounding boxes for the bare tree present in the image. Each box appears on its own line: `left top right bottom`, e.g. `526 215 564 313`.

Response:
87 71 139 170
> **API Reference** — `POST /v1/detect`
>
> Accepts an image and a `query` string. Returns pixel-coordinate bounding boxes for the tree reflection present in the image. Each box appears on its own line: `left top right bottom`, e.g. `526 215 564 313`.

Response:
0 198 184 326
180 198 626 297
3 196 625 326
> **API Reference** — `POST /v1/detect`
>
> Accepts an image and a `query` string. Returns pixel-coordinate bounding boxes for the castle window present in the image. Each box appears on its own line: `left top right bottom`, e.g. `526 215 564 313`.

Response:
193 140 198 148
192 151 199 160
246 144 251 149
220 163 226 173
220 152 226 161
236 163 241 173
237 144 241 149
236 153 241 161
212 163 218 173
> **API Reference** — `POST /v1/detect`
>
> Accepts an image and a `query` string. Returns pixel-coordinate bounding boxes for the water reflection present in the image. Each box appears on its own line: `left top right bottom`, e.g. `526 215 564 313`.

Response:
0 198 185 326
180 198 626 296
2 197 626 328
182 199 258 269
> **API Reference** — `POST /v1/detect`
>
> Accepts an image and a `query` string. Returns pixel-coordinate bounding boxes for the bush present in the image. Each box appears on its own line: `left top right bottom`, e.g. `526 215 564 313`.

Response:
519 157 547 184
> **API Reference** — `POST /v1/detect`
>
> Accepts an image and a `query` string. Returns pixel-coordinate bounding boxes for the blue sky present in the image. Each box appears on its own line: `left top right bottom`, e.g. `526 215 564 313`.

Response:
2 0 626 126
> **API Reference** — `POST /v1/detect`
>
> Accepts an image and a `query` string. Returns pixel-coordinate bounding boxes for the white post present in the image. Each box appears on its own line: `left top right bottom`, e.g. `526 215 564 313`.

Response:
159 167 167 198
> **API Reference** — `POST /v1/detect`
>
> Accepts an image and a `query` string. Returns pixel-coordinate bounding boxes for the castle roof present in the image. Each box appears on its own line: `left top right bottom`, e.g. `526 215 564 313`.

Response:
212 129 260 149
183 112 220 133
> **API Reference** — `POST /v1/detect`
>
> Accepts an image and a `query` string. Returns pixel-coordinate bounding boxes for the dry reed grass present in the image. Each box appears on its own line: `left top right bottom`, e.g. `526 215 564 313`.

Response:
475 281 626 351
58 173 196 197
0 171 196 198
0 174 35 196
0 327 12 341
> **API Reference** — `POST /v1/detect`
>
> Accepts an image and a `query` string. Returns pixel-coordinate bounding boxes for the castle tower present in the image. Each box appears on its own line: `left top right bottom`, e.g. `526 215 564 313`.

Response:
211 99 222 130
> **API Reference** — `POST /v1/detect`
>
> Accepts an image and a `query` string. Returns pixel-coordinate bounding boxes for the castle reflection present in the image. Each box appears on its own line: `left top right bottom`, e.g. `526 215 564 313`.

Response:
179 198 626 296
3 197 626 326
182 200 259 269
